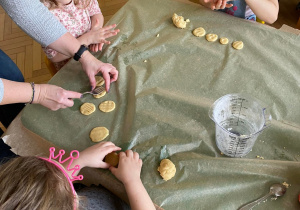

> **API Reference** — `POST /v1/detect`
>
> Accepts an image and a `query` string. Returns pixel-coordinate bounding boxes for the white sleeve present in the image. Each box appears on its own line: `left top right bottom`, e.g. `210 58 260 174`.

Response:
0 0 67 47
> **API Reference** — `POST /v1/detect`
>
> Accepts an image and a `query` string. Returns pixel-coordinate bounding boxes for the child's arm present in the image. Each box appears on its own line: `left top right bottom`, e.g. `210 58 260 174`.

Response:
110 150 155 210
90 14 105 52
199 0 233 10
65 141 122 173
246 0 279 24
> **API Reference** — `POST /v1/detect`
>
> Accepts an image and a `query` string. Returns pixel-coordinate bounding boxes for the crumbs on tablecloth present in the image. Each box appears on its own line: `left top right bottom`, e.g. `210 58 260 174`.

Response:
256 155 264 159
282 181 291 188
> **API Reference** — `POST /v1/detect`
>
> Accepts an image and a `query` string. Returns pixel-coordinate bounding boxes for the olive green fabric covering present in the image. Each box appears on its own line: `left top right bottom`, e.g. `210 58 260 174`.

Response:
22 0 300 209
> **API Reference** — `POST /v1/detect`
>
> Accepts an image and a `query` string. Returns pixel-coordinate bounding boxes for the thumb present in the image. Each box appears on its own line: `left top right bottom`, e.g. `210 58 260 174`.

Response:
109 166 117 175
100 162 111 169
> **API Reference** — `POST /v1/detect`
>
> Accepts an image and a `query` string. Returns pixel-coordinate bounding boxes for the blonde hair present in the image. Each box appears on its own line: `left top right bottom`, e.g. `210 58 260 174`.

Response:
40 0 92 10
0 156 75 210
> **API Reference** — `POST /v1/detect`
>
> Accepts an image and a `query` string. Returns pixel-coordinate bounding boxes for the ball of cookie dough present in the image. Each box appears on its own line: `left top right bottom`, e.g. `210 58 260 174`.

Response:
193 27 206 37
157 159 176 181
219 37 229 45
104 152 119 167
90 127 109 142
80 103 96 115
172 13 187 29
206 34 218 42
232 41 244 50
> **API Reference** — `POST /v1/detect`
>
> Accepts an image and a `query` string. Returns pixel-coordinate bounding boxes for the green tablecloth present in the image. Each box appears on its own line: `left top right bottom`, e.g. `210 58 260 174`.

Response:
22 0 300 209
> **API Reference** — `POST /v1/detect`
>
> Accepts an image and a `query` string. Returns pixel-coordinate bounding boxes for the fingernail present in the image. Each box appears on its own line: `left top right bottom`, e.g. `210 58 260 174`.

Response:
80 94 84 98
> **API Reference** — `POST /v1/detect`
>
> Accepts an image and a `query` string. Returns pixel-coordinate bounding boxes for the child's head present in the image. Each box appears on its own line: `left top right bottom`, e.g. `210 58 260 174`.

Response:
0 156 75 210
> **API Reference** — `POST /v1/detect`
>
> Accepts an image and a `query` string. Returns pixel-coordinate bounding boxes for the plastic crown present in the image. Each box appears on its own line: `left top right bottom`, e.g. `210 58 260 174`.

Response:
45 147 83 182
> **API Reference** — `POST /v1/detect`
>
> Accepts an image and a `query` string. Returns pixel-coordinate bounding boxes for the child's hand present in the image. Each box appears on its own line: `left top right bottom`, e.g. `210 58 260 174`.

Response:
109 150 143 185
89 43 104 52
204 0 233 10
78 141 121 169
86 23 120 46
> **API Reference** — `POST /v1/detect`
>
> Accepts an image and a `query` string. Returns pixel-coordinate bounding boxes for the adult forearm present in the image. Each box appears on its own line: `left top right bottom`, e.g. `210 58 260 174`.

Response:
0 79 40 105
246 0 279 24
0 0 67 47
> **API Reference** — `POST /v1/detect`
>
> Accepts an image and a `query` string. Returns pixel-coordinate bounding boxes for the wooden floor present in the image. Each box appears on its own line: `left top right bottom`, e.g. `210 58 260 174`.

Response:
0 0 299 85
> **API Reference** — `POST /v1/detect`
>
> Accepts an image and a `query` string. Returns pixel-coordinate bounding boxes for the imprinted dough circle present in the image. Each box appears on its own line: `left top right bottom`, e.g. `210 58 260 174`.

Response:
206 34 218 42
93 90 106 99
95 76 105 86
80 103 96 115
157 159 176 181
99 100 116 112
90 127 109 142
220 37 229 45
232 41 244 50
193 27 206 37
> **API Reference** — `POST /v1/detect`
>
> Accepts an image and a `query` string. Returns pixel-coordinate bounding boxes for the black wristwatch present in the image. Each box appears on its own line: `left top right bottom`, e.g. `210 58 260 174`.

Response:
73 45 88 61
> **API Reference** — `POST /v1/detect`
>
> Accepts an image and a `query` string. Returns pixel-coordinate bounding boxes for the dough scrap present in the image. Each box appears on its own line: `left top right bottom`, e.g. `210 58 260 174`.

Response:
157 159 176 181
104 152 119 167
220 37 229 45
193 27 206 37
80 103 96 115
172 13 187 29
206 34 218 42
93 90 106 99
90 127 109 142
99 100 116 112
95 76 105 86
232 41 244 50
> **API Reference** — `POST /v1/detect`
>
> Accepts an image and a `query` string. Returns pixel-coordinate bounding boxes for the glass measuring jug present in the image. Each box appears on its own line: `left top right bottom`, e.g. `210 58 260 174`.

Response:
208 93 272 157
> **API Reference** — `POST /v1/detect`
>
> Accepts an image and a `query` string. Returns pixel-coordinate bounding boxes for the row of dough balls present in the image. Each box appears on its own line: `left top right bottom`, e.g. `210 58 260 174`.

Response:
172 13 243 50
193 27 243 50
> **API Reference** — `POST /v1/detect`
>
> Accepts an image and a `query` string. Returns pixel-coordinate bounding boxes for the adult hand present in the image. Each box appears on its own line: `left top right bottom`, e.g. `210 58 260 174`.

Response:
78 141 121 169
204 0 233 10
109 150 143 185
80 51 118 91
34 84 81 111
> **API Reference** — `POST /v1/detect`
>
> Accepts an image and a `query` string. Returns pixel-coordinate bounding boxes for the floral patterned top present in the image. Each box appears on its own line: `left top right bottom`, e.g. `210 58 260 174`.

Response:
43 0 101 71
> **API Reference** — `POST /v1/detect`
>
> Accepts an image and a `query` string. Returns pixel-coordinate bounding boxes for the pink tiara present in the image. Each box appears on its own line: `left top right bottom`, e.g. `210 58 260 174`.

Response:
39 147 83 209
40 147 84 182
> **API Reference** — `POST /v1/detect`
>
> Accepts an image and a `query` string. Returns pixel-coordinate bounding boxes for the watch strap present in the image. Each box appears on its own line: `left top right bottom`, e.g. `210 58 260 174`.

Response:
73 45 88 61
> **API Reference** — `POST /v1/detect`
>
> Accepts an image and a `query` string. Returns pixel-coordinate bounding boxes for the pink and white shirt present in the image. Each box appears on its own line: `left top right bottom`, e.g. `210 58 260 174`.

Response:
43 0 101 70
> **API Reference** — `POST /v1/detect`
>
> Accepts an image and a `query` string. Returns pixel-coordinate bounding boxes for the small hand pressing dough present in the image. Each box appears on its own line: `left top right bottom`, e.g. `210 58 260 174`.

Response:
95 76 105 86
172 13 187 29
206 34 218 42
80 103 96 115
220 37 229 45
157 159 176 181
99 100 116 112
232 41 244 50
193 27 206 37
90 127 109 142
93 90 106 99
105 152 119 167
